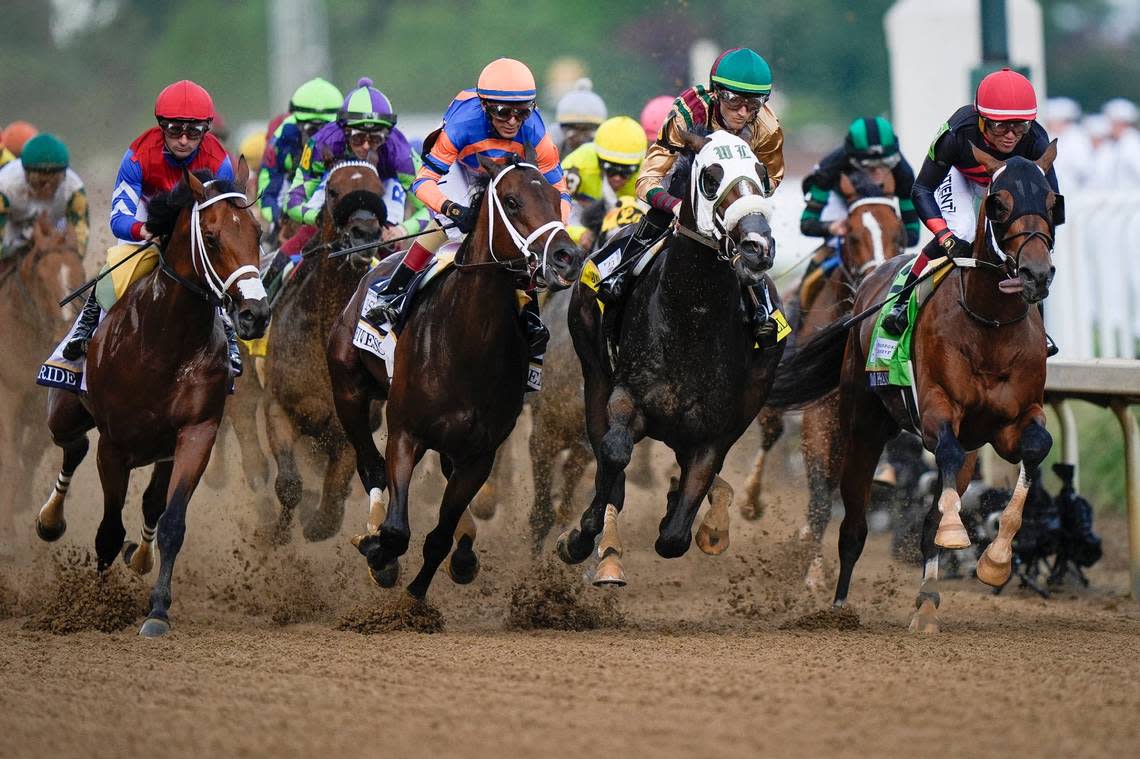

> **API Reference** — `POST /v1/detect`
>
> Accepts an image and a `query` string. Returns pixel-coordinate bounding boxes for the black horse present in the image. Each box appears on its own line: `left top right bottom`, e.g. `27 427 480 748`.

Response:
557 130 784 585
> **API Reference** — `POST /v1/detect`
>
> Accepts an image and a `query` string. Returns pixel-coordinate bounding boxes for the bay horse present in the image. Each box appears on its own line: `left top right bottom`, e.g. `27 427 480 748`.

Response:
35 160 270 637
743 171 907 585
327 153 583 599
0 216 84 545
557 130 782 585
265 156 388 543
768 143 1060 631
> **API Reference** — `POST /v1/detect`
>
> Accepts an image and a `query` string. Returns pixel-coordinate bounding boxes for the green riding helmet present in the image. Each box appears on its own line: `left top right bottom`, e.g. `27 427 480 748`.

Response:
709 47 773 95
289 77 344 123
845 116 901 168
20 133 69 171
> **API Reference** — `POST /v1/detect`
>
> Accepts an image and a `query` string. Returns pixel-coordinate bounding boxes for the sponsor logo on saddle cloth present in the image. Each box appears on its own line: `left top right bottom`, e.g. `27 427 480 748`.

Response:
866 256 956 389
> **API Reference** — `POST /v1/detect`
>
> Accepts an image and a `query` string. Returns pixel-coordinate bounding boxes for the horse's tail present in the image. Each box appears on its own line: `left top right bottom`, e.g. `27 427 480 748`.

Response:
766 316 854 409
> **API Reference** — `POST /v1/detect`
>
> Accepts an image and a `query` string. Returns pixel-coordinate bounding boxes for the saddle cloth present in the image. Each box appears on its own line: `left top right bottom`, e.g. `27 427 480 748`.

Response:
36 309 105 393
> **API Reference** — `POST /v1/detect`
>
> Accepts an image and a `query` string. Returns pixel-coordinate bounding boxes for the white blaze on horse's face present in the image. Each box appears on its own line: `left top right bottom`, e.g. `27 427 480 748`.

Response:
689 131 773 240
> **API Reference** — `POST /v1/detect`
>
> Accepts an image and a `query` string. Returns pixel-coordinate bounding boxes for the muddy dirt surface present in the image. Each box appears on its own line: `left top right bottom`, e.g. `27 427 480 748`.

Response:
2 413 1138 759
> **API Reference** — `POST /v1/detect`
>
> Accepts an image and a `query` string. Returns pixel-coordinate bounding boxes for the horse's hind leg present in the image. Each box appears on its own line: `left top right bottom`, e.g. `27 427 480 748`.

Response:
121 460 172 576
265 399 302 543
329 336 387 534
741 407 785 520
801 398 843 589
303 439 355 542
37 389 94 542
231 376 270 493
140 421 219 638
357 429 423 585
405 452 495 600
94 439 131 572
555 443 592 525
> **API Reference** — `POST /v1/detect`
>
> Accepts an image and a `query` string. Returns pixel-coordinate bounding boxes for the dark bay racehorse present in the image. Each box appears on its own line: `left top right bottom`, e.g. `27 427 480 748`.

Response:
769 143 1060 631
0 216 84 544
744 171 907 586
36 161 270 637
557 130 783 585
265 157 387 542
327 153 583 599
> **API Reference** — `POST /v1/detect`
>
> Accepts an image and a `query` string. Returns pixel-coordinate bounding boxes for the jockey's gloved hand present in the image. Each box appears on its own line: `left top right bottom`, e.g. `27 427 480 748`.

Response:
935 228 971 259
442 200 478 234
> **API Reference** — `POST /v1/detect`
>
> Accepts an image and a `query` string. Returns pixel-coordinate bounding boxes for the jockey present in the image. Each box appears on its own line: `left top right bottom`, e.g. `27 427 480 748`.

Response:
282 78 427 251
562 115 647 250
366 57 571 391
257 77 343 226
554 78 607 155
0 133 88 260
881 68 1060 353
0 121 39 168
63 80 242 373
600 47 785 343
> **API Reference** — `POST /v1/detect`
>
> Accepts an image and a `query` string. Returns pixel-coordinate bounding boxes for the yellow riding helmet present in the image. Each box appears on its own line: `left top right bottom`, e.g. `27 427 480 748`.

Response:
239 130 267 168
594 116 647 165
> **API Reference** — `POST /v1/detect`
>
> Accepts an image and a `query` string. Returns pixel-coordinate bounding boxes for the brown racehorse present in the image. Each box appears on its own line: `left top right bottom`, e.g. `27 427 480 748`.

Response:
36 161 270 637
744 171 907 585
769 143 1060 631
327 153 583 599
0 216 83 545
264 157 388 543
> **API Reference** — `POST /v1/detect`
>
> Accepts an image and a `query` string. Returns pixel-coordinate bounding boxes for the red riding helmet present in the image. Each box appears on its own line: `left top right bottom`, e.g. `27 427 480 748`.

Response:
155 80 216 121
975 68 1037 121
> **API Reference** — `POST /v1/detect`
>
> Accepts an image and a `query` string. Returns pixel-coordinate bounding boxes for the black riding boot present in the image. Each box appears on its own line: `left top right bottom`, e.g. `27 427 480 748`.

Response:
61 289 102 360
596 208 671 304
746 282 781 349
521 296 548 392
222 314 243 377
364 260 418 326
882 239 939 336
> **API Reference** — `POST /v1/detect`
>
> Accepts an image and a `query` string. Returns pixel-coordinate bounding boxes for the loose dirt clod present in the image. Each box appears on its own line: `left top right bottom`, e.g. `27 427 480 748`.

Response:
782 606 861 631
337 593 444 634
23 549 146 634
507 559 622 631
268 556 331 625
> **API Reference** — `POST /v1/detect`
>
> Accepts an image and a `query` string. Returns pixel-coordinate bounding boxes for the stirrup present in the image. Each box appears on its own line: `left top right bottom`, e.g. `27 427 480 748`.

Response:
1045 333 1059 358
365 293 405 326
61 336 90 361
596 272 627 304
881 305 909 336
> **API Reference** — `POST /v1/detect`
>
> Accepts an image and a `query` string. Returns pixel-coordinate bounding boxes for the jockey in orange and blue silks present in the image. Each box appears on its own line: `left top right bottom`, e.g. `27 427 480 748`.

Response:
367 57 571 391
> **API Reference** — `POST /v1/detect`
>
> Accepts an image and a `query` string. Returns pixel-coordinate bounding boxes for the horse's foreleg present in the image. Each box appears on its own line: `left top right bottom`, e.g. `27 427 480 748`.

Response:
357 430 422 586
655 446 721 559
231 378 270 493
94 440 130 571
929 421 971 549
405 452 495 600
910 499 944 633
471 433 512 520
695 475 733 555
555 443 593 525
122 460 173 576
741 407 785 520
303 439 355 542
140 421 218 638
265 399 302 543
37 390 94 542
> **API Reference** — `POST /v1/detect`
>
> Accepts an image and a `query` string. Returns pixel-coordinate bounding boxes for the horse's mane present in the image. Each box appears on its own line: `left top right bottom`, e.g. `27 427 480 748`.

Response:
145 170 243 240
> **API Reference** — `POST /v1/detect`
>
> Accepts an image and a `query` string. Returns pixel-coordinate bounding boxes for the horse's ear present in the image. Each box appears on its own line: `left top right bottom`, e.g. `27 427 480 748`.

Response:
185 168 207 201
678 129 710 154
1036 138 1059 174
477 154 505 178
838 172 856 199
234 155 250 192
985 191 1011 222
969 142 1004 176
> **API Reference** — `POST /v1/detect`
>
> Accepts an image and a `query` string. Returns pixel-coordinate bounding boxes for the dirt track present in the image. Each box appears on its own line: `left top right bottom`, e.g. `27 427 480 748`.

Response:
2 414 1138 759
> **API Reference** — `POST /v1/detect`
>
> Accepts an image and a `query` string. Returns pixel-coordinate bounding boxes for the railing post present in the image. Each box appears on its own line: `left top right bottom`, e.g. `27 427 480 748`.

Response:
1111 400 1140 599
1050 400 1080 491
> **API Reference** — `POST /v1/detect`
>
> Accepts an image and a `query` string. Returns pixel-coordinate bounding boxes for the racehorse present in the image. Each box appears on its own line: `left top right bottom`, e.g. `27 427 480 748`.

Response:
264 156 388 542
36 161 270 637
328 153 583 599
0 216 83 545
768 143 1060 631
742 171 907 585
557 130 783 585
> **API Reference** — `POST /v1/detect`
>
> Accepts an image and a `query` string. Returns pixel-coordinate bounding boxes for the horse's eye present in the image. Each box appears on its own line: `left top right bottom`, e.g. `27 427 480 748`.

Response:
506 196 521 212
204 232 219 248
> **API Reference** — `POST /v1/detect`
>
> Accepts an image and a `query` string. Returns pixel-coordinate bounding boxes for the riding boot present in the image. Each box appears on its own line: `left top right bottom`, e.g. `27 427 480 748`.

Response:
61 289 103 360
521 295 548 392
746 282 780 349
364 240 435 325
882 238 938 336
222 313 243 377
596 207 672 304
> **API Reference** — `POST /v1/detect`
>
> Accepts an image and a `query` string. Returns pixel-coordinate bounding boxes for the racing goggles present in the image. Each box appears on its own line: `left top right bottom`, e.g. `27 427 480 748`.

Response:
297 119 325 139
484 102 534 123
600 160 639 178
346 127 390 148
160 120 210 139
853 153 901 170
717 89 769 114
983 119 1031 137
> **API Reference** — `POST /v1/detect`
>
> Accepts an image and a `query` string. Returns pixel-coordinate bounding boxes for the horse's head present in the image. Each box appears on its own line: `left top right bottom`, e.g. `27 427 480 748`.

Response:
322 151 386 267
971 141 1060 303
473 153 583 290
837 171 906 281
678 130 774 285
21 213 84 333
184 157 271 338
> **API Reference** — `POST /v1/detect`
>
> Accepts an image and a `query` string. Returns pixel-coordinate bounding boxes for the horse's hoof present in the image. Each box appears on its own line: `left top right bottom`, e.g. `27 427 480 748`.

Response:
138 617 171 638
738 497 765 521
35 516 66 542
302 507 344 542
555 529 589 565
121 541 155 576
695 523 729 555
592 554 627 587
934 514 971 550
654 534 689 559
975 548 1012 588
908 599 940 634
368 559 401 588
446 551 479 585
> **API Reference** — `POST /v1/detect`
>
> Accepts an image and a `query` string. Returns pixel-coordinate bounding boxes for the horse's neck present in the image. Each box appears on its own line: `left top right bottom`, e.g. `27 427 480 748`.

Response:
135 232 216 348
660 236 737 309
959 225 1028 324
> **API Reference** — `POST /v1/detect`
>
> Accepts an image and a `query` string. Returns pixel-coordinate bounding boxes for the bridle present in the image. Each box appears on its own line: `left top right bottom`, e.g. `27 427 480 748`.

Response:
454 161 568 287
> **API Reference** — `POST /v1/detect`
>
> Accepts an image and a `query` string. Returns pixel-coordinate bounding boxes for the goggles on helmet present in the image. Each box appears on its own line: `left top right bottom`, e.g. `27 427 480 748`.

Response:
983 118 1031 137
297 119 325 139
484 102 534 123
716 88 769 114
600 160 639 178
852 153 901 170
346 127 390 148
160 120 210 139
